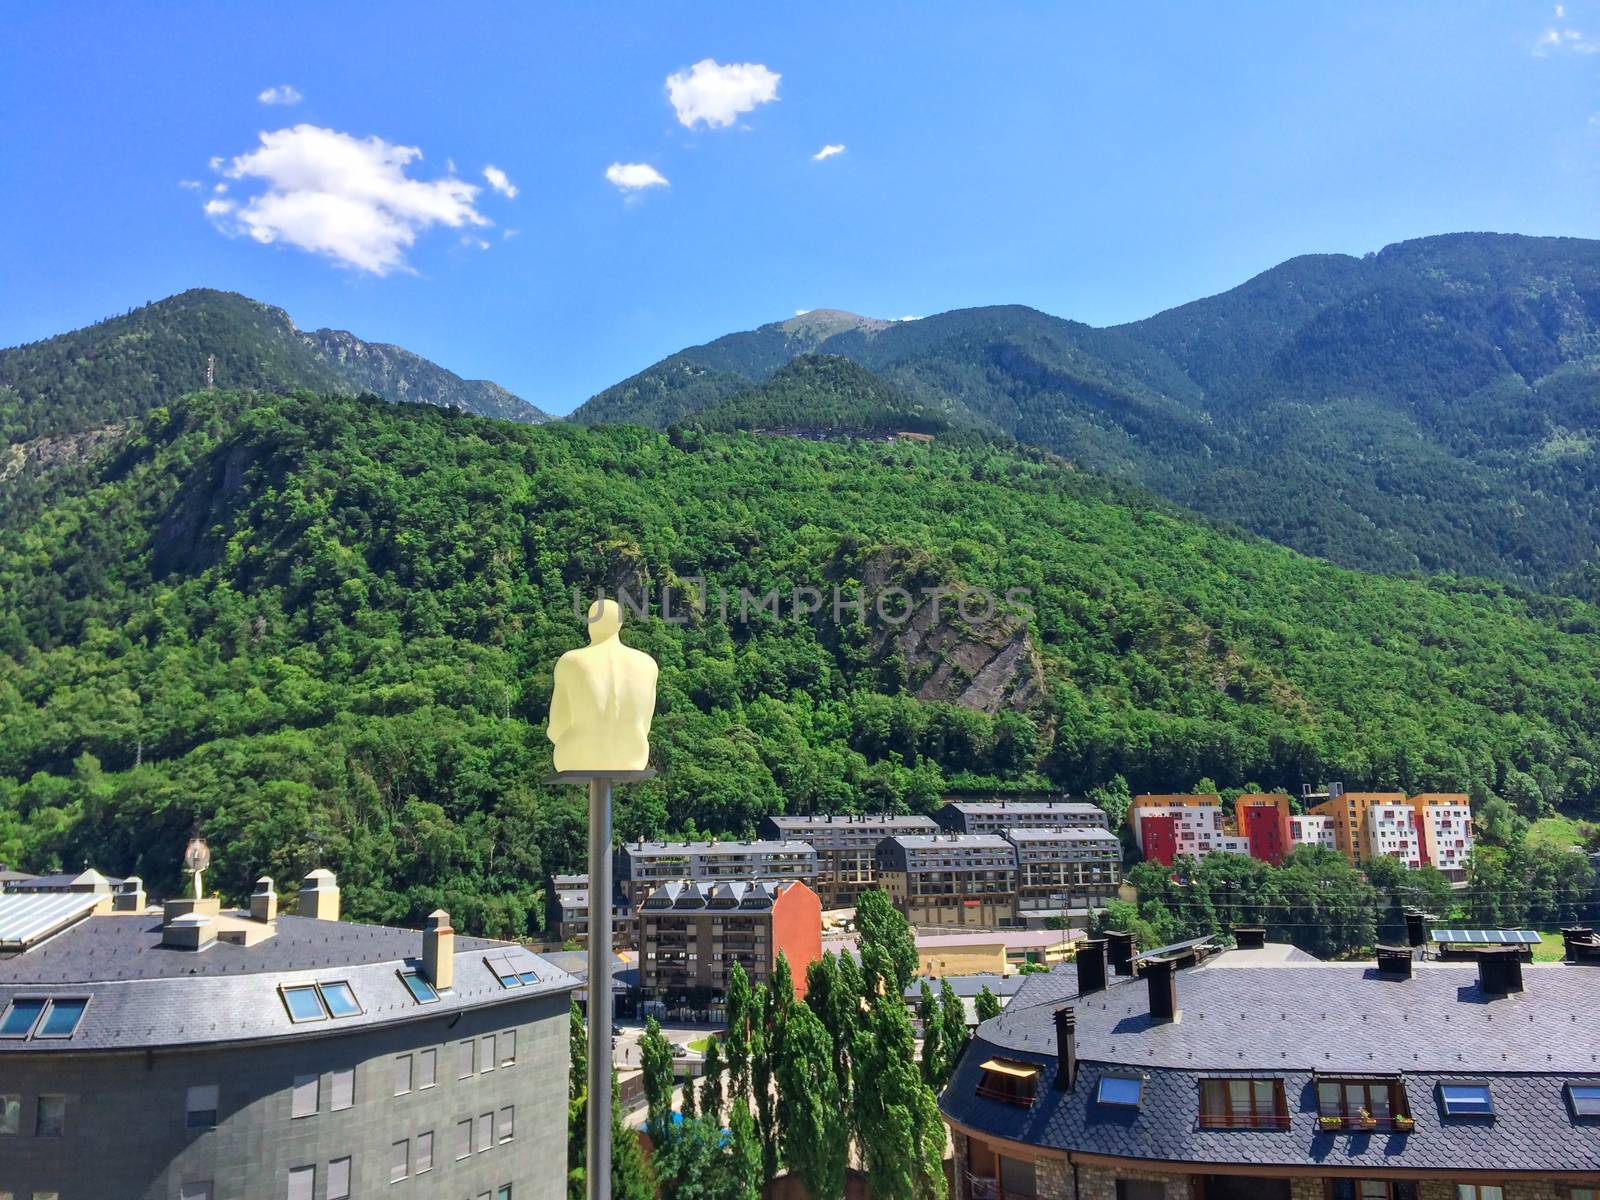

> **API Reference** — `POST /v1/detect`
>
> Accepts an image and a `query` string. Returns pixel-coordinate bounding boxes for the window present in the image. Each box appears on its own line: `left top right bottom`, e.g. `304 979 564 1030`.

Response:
395 1053 413 1096
418 1047 437 1089
500 1030 516 1066
482 1033 497 1073
321 981 361 1018
392 1138 411 1182
1317 1076 1409 1127
1566 1083 1600 1118
185 1084 219 1130
456 1117 473 1160
416 1129 434 1172
328 1158 351 1200
458 1038 476 1078
1097 1074 1143 1107
179 1185 213 1200
331 1067 354 1111
290 1073 319 1119
975 1058 1040 1106
1571 1191 1599 1200
498 1105 514 1143
0 999 47 1038
477 1111 492 1152
497 1188 513 1200
35 1095 65 1137
1456 1189 1504 1200
281 985 327 1023
1116 1183 1166 1200
286 1165 314 1200
486 953 525 988
1200 1078 1289 1129
399 970 439 1003
1440 1081 1495 1117
34 998 88 1038
0 1094 18 1134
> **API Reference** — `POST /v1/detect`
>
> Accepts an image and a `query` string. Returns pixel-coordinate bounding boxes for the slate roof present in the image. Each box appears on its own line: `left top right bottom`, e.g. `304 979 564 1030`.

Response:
1004 827 1121 843
941 953 1600 1175
619 839 813 858
884 834 1015 850
0 913 578 1054
638 879 793 910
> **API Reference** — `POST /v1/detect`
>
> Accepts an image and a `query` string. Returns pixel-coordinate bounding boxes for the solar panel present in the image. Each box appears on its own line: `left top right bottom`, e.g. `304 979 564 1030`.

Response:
1135 934 1216 961
1429 929 1543 945
0 892 102 949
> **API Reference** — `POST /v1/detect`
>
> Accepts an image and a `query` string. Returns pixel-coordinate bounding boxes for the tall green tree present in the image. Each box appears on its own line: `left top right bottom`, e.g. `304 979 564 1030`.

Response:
938 978 967 1080
700 1037 724 1121
975 986 1002 1024
917 981 943 1089
611 1074 657 1200
775 1003 848 1200
568 997 588 1200
724 962 753 1103
640 1017 676 1141
750 982 781 1186
651 1114 726 1200
857 889 918 996
681 1058 698 1121
726 1100 763 1200
851 968 948 1200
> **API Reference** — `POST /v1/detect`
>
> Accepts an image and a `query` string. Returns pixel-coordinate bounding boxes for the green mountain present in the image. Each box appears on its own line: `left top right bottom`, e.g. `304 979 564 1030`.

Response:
692 355 957 435
3 389 1598 930
0 288 548 442
575 233 1600 585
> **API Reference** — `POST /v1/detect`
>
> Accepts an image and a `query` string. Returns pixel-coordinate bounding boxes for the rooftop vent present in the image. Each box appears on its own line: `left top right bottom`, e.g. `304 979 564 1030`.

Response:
113 877 145 913
1075 938 1107 996
1105 930 1135 977
164 912 215 952
1562 927 1596 963
299 868 339 922
1233 927 1266 950
1053 1005 1077 1092
1404 910 1428 948
423 909 455 992
1144 955 1178 1022
1375 945 1413 978
1476 946 1524 995
249 877 277 923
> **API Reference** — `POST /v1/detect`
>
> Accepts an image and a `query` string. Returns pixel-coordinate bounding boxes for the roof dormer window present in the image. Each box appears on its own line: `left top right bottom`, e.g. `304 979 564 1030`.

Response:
1439 1080 1494 1118
976 1058 1039 1107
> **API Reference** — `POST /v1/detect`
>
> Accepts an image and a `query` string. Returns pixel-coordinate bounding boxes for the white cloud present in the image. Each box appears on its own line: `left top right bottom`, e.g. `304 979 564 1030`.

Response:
178 179 202 190
257 85 303 106
795 309 812 316
213 182 228 194
1556 3 1565 16
665 59 780 129
605 161 669 191
207 124 490 275
483 165 518 199
812 143 846 161
460 235 491 250
1534 24 1599 53
897 315 921 322
204 198 235 217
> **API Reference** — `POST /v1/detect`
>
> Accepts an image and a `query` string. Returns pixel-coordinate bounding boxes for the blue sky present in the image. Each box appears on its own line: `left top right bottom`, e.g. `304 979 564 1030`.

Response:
2 3 1597 414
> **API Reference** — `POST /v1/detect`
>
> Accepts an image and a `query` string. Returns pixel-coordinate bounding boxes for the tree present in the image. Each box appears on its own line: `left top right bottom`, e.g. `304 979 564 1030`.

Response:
611 1074 657 1200
750 982 781 1186
917 982 943 1089
641 1017 676 1141
851 982 948 1200
651 1114 725 1200
975 985 1002 1024
724 962 753 1103
700 1037 724 1121
681 1058 699 1120
726 1101 763 1200
774 1002 848 1200
938 978 967 1080
857 889 918 997
568 997 588 1200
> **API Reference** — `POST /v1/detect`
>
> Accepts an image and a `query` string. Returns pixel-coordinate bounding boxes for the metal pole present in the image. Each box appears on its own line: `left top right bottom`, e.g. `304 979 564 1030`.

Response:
587 777 613 1200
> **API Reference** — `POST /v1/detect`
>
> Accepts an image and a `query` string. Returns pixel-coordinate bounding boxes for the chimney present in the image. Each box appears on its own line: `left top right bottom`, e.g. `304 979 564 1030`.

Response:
423 909 455 991
1144 955 1178 1022
1053 1006 1077 1091
1076 938 1108 996
1476 946 1523 995
1562 927 1595 963
1375 945 1413 978
250 877 278 923
1404 910 1428 948
164 912 216 951
1233 927 1266 950
299 868 339 922
1105 930 1135 977
113 876 146 913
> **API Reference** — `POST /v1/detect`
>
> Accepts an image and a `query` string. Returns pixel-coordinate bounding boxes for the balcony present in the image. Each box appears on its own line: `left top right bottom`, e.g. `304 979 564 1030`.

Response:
964 1174 1034 1200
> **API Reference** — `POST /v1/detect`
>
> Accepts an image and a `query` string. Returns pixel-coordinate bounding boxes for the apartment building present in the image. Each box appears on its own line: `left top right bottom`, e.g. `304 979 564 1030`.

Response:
635 879 821 1002
1366 799 1424 866
613 839 819 911
1129 795 1250 865
1289 813 1337 852
874 833 1019 928
943 938 1600 1197
1233 793 1293 865
934 797 1109 835
543 874 630 949
0 870 575 1200
757 813 939 908
1413 793 1475 879
1301 785 1477 876
1004 827 1122 915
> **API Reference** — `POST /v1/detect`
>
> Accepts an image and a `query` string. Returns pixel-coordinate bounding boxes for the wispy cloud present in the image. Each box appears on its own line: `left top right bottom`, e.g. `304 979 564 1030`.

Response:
257 85 303 106
205 124 492 275
795 309 813 316
812 143 846 162
178 179 202 190
483 165 518 199
1534 17 1599 55
605 162 669 192
897 315 921 322
666 59 780 129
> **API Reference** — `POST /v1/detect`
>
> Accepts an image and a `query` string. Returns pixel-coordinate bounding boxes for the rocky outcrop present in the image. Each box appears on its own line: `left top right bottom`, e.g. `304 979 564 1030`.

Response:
0 423 126 482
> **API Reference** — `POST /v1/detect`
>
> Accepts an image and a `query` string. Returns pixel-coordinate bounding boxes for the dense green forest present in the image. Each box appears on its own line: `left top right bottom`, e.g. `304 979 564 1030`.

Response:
4 389 1600 933
690 356 953 435
0 288 546 441
578 233 1600 586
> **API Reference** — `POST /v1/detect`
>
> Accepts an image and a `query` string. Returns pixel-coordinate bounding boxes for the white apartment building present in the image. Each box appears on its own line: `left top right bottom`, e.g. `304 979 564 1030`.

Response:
1414 794 1474 878
1132 803 1250 865
1289 813 1336 851
1366 802 1423 866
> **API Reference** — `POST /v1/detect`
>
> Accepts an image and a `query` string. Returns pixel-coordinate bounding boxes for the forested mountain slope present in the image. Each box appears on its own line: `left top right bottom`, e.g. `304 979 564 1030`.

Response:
576 233 1600 585
0 288 548 441
3 390 1598 930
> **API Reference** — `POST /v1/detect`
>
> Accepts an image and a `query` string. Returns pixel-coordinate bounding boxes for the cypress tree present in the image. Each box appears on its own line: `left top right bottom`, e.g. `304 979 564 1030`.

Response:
917 981 943 1088
939 978 967 1080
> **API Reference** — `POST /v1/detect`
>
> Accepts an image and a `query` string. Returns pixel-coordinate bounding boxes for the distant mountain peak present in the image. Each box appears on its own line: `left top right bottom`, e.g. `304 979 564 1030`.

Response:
775 309 893 338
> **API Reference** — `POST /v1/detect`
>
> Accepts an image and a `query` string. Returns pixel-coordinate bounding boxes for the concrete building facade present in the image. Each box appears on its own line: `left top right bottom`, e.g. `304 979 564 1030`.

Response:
613 839 819 910
757 814 939 908
1005 827 1122 915
636 879 821 1002
875 833 1018 927
935 798 1110 835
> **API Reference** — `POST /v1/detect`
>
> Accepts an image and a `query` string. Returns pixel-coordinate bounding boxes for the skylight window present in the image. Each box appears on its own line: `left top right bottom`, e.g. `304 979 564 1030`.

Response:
1439 1082 1494 1117
319 982 361 1018
282 985 327 1023
485 953 525 989
0 999 48 1038
1097 1074 1143 1107
1566 1083 1600 1118
34 998 88 1039
400 971 440 1003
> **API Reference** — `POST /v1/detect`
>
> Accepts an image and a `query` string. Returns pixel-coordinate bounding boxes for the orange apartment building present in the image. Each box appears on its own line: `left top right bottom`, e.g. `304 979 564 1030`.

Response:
636 878 822 1001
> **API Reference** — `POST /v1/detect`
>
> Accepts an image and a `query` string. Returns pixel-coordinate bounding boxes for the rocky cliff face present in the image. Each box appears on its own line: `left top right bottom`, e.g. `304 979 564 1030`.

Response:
299 329 547 424
0 424 126 483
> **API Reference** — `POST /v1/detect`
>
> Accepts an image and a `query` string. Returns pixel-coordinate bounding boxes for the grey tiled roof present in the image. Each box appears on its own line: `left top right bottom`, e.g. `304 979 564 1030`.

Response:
0 913 578 1053
944 801 1103 817
619 839 812 857
886 834 1015 850
1004 827 1120 843
940 954 1600 1174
